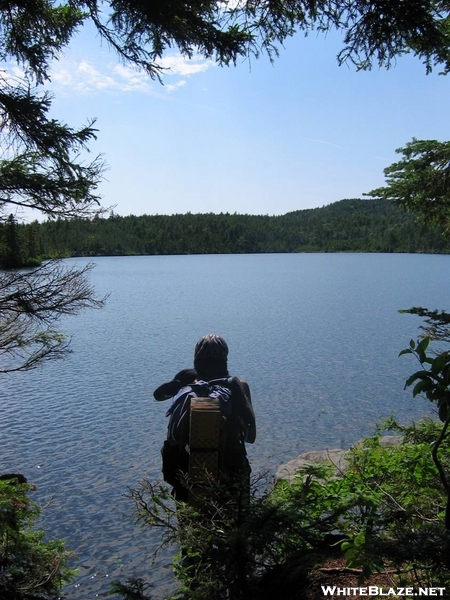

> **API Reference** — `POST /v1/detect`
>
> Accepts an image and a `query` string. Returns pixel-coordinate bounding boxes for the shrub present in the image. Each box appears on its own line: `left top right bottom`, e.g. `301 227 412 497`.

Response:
118 420 450 599
0 474 75 600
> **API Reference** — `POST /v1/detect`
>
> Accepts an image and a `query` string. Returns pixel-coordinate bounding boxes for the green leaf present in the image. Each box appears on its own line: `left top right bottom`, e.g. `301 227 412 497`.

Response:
354 532 366 547
341 541 352 551
412 380 432 397
432 354 450 375
399 348 412 357
404 371 431 388
416 340 430 363
418 337 430 353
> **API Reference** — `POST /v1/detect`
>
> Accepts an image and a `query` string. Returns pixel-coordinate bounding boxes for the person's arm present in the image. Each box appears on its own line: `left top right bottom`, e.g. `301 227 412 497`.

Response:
235 378 256 444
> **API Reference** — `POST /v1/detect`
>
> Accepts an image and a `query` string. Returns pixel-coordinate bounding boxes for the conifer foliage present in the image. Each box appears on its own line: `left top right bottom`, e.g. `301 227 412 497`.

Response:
0 475 75 599
0 0 107 373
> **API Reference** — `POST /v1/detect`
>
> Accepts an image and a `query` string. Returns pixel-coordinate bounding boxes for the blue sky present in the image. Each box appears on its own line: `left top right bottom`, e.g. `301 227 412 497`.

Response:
38 22 450 217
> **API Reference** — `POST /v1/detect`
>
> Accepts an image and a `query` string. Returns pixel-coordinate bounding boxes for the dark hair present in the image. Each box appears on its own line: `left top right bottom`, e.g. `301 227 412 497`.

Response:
194 334 229 381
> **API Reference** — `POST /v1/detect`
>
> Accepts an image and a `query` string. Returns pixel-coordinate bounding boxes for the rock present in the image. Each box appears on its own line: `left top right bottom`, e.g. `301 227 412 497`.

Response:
275 449 348 482
275 436 403 483
377 435 403 447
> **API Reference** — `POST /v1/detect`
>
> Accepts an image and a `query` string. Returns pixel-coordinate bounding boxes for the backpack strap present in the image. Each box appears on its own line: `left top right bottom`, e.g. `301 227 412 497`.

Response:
165 387 193 446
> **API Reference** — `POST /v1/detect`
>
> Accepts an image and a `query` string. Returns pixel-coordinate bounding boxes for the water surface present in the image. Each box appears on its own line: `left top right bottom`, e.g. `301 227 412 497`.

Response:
1 253 448 598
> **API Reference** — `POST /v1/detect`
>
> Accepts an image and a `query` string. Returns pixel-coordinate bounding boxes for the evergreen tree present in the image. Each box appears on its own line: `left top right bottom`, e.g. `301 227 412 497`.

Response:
29 200 449 257
0 213 21 268
368 139 450 231
0 0 106 373
0 475 75 599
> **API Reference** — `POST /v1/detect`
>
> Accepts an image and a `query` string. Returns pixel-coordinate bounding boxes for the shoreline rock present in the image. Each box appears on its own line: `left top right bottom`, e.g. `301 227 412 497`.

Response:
276 435 403 482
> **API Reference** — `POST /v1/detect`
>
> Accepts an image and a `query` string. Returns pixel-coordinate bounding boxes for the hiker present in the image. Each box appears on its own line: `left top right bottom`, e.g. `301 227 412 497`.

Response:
155 334 256 502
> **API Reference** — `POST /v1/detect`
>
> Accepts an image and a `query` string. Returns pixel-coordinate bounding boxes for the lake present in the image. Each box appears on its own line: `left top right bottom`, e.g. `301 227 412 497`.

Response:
1 253 449 598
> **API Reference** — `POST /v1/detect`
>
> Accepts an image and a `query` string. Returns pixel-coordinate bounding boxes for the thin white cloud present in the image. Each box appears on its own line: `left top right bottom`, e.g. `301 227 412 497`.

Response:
2 49 214 97
48 52 214 95
165 80 187 93
50 59 154 94
111 64 153 92
159 53 215 76
78 61 117 90
1 64 26 87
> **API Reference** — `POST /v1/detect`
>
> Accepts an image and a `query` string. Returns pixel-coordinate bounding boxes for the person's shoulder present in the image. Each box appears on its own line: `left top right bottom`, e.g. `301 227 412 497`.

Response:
239 379 250 395
225 375 247 387
225 376 251 399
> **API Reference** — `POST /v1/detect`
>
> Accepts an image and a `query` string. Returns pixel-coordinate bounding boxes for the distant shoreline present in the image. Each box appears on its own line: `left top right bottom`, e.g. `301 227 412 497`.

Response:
14 198 450 261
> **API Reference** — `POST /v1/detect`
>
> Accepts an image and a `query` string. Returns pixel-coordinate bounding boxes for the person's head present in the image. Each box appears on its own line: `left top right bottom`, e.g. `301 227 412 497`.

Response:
194 333 229 381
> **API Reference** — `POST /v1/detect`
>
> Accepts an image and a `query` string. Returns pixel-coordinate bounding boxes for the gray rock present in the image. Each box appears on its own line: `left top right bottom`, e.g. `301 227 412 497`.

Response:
275 436 403 483
378 435 403 447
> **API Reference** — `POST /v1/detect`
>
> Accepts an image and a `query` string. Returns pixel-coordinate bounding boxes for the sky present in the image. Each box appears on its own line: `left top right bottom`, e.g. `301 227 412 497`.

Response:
27 21 450 217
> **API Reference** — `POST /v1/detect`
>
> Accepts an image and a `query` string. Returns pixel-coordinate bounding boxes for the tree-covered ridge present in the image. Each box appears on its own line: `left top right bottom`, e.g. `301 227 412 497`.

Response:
12 198 450 258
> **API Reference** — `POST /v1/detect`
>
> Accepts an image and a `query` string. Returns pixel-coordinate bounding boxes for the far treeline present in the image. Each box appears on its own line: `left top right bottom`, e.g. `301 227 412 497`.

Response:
3 198 450 266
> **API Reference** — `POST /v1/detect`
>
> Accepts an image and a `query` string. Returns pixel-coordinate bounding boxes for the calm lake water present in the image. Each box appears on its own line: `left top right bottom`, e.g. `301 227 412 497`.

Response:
1 253 449 598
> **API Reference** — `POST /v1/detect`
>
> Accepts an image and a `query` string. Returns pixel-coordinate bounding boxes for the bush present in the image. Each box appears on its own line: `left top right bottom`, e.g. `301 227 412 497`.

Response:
118 419 450 599
0 474 75 600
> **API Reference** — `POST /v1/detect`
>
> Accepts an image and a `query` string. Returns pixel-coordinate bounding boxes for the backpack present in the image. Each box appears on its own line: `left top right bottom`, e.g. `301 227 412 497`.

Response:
161 377 250 494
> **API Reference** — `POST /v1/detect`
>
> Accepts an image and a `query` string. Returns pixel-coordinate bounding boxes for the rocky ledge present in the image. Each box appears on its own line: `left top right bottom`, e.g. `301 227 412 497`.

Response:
276 435 403 482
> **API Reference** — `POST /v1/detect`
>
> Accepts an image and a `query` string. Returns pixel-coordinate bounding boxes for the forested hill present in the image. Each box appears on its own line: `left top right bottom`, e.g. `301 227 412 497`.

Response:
22 198 450 258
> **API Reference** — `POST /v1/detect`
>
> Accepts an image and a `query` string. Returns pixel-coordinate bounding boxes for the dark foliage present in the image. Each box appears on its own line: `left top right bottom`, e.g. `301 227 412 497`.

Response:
20 198 450 258
115 421 450 600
